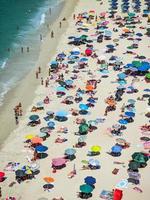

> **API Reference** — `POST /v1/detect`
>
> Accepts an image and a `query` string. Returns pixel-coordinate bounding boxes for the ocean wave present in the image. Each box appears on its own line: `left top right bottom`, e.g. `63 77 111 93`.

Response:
40 13 46 25
0 58 8 69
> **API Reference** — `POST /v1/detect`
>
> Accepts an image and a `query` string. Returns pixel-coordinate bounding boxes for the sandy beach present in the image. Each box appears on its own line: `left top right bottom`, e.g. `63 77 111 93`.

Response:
0 0 150 200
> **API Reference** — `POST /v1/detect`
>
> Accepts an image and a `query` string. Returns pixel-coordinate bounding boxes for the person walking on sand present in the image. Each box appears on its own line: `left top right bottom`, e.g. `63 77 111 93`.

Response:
59 21 62 28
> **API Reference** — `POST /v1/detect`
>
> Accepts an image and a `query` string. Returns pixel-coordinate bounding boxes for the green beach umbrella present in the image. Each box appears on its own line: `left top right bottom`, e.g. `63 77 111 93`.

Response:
128 12 135 17
132 152 148 163
132 61 141 67
128 161 140 170
79 123 89 134
145 73 150 79
81 160 88 164
80 184 93 193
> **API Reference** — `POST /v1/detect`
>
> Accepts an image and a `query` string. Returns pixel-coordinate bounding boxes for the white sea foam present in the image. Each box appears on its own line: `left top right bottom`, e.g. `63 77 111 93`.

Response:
40 13 46 25
0 58 8 69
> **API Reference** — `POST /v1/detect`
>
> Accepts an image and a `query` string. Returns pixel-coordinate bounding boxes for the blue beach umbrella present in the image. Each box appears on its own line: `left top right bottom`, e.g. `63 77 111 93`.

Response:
35 145 48 152
111 145 122 153
84 176 96 185
38 132 47 138
29 115 39 121
57 53 66 58
117 73 126 79
79 104 89 110
56 86 66 92
88 159 100 166
87 98 96 103
127 99 136 104
50 60 58 65
106 44 114 49
79 57 88 62
55 110 68 117
65 148 76 155
65 79 73 85
47 121 55 128
119 119 128 125
125 112 135 117
118 80 127 85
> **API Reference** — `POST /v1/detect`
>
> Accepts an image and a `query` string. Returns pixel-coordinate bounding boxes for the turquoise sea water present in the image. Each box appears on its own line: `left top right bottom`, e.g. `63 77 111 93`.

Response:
0 0 63 105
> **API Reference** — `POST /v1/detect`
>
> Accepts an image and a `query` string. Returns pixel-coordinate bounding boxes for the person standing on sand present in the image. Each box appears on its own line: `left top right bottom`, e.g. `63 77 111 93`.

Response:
36 71 39 79
59 21 62 28
48 68 51 76
41 77 44 85
73 14 76 20
38 66 41 73
51 31 54 38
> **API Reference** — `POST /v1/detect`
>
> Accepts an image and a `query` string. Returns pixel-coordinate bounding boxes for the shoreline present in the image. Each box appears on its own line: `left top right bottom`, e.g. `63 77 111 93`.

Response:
0 0 78 148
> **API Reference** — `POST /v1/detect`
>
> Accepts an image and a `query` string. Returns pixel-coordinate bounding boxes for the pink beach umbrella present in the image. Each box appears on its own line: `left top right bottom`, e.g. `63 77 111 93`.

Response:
100 12 107 17
52 158 67 167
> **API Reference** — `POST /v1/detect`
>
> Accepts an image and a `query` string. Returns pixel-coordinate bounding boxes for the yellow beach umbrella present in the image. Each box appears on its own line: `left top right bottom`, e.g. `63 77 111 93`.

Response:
91 145 101 152
25 134 35 140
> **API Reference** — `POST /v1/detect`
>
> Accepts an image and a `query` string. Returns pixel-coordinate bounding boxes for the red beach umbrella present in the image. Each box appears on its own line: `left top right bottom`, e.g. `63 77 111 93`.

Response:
85 48 92 56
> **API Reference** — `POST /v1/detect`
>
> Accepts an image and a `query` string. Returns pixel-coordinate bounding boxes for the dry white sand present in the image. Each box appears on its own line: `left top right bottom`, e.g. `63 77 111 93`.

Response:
0 0 150 200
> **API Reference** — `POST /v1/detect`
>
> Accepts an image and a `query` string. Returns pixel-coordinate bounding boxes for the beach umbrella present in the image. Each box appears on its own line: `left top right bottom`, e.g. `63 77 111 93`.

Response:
29 115 39 121
128 12 136 17
50 60 58 65
118 119 128 125
85 48 92 56
25 134 35 140
37 132 47 138
88 159 100 166
91 145 101 152
57 53 66 58
84 176 96 185
132 152 148 163
128 99 136 104
55 110 68 117
52 158 67 167
30 162 40 171
117 73 126 79
15 169 25 177
47 121 55 128
35 145 48 152
79 57 88 62
132 60 141 67
118 80 127 85
56 86 66 92
128 161 140 170
65 79 73 85
0 172 5 178
80 184 94 193
139 65 149 72
136 33 143 37
78 135 86 143
125 112 135 117
145 73 150 80
79 123 89 134
40 127 51 133
111 145 122 153
112 124 121 129
106 44 114 49
79 104 89 110
65 148 76 155
31 137 43 144
43 177 55 183
87 98 96 104
43 184 54 189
